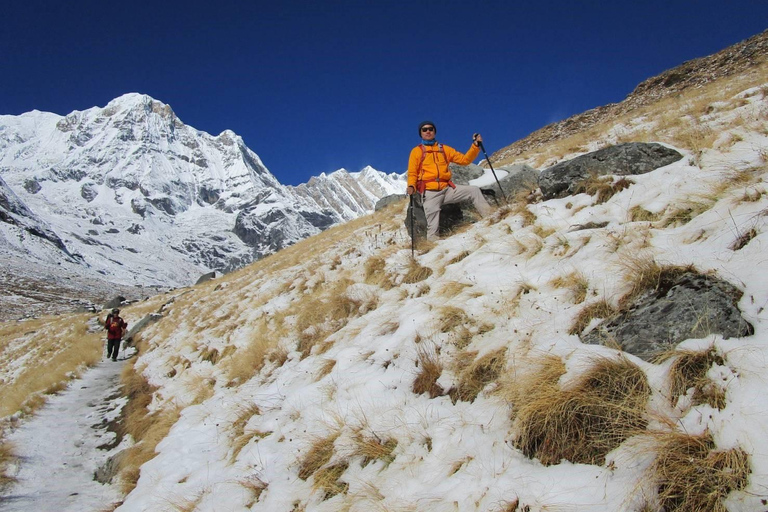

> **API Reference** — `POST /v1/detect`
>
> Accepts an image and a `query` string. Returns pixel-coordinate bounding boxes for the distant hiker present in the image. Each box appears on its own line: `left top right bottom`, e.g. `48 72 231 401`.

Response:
104 308 127 361
407 121 492 240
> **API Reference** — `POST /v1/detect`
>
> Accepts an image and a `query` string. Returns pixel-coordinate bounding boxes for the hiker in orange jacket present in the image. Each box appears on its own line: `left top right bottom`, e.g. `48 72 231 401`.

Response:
406 121 492 240
104 308 127 361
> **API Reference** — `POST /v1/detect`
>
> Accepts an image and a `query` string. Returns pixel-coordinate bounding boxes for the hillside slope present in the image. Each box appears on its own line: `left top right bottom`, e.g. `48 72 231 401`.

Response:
2 34 768 512
88 74 768 511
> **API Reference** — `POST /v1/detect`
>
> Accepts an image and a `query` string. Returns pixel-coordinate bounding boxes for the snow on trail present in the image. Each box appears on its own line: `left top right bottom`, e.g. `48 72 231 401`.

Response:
0 353 131 512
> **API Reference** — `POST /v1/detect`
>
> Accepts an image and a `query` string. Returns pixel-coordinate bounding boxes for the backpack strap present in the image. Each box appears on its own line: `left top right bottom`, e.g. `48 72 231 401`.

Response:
417 143 454 191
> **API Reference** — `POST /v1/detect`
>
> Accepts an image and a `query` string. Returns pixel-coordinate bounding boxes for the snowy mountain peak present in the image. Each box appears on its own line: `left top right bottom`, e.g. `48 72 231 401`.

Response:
0 94 404 310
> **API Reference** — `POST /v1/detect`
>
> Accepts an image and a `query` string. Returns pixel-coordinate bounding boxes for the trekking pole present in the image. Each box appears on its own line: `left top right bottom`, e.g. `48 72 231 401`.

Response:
475 137 507 203
409 193 415 258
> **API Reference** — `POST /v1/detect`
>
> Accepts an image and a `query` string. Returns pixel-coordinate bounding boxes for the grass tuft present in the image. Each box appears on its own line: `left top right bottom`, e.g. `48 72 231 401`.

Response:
511 356 650 466
449 348 507 403
665 348 727 410
297 433 339 481
412 343 444 398
352 433 398 467
569 300 616 335
649 431 749 512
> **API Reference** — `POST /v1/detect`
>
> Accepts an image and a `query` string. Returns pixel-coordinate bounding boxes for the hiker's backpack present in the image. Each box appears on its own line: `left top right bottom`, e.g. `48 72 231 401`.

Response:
415 143 455 194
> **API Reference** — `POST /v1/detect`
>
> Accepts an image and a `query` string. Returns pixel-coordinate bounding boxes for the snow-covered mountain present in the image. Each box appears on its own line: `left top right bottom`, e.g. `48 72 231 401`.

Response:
0 94 405 294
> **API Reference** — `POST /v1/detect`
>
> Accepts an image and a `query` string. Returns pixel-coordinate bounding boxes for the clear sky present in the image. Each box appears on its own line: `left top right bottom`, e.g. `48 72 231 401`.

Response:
2 1 766 185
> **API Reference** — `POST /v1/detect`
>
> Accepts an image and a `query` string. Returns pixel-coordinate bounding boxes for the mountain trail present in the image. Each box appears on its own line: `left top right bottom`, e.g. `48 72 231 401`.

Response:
0 352 132 511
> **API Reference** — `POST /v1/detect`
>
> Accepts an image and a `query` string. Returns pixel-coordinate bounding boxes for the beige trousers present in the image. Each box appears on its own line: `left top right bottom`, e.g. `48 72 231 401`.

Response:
422 185 492 240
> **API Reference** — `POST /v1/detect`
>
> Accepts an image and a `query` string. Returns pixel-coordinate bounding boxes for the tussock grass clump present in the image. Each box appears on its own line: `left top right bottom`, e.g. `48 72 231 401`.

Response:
649 432 749 512
199 346 220 364
352 433 398 467
241 475 268 507
363 256 392 289
402 260 433 284
511 356 650 466
658 199 716 228
666 348 727 410
449 348 507 403
438 306 471 334
730 227 757 251
619 258 694 309
297 433 339 480
439 281 471 299
575 174 635 204
629 205 662 223
230 403 262 461
569 299 616 335
412 343 444 398
225 325 275 384
313 461 349 500
550 271 590 304
294 278 368 358
447 250 471 265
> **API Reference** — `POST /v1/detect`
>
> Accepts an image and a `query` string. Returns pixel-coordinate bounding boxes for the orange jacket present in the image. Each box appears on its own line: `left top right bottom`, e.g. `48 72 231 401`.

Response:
407 142 480 191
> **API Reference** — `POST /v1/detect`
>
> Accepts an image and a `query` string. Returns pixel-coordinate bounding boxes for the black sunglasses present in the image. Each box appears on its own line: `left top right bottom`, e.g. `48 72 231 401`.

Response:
420 126 435 133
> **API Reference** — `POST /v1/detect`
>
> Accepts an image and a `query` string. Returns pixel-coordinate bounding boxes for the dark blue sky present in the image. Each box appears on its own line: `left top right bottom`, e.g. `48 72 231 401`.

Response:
2 1 766 185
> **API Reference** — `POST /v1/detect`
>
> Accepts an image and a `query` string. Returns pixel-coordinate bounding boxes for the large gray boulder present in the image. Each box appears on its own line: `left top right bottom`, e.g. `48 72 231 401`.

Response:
582 271 754 361
539 143 683 200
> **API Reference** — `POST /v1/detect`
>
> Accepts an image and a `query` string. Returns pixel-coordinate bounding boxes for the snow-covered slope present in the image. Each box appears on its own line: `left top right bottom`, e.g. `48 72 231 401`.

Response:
7 78 757 511
0 94 404 293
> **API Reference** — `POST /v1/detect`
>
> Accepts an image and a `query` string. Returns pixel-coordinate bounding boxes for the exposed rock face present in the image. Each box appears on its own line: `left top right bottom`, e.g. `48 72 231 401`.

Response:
491 30 768 164
485 164 540 201
539 143 683 199
583 271 754 361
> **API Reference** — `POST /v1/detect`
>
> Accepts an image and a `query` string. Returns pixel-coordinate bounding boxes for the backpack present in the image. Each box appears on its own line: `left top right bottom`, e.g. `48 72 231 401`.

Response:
415 143 455 194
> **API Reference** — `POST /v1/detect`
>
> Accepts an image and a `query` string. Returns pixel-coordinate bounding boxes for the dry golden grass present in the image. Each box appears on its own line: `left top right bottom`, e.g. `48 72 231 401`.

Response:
658 198 716 228
449 348 507 403
230 403 262 461
115 361 181 493
316 359 337 380
574 174 635 204
224 323 277 384
412 343 444 398
664 348 727 410
352 433 398 467
550 271 590 304
447 250 471 265
364 255 391 289
629 205 663 223
438 281 471 299
730 227 757 251
240 475 268 507
569 299 616 336
509 355 650 465
313 461 349 499
648 431 749 512
0 313 104 419
298 432 339 480
618 257 694 310
402 260 433 284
